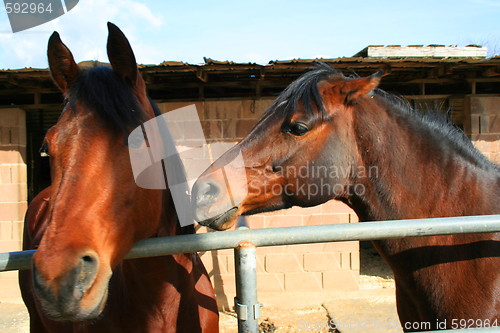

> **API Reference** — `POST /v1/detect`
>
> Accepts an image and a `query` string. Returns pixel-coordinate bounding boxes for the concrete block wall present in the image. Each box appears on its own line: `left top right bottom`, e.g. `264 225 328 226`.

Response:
158 100 359 307
0 108 27 301
469 96 500 164
198 201 359 309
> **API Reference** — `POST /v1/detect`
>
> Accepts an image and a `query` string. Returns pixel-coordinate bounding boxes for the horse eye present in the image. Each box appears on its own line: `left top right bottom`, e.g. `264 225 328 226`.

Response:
39 142 50 157
287 122 309 136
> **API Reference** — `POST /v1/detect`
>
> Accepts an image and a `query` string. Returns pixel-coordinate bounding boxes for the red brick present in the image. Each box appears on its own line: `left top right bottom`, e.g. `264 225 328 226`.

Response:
0 272 22 299
202 102 221 120
0 128 9 145
200 120 223 140
490 153 500 164
222 119 236 139
245 215 265 229
200 252 228 275
350 251 360 271
284 243 324 253
265 253 303 273
0 202 27 221
470 97 500 115
260 209 285 217
284 272 322 291
255 99 274 115
489 115 500 134
0 221 12 240
264 215 302 228
303 252 342 272
8 127 24 145
257 272 285 292
240 99 274 119
240 100 260 120
321 200 355 214
322 241 359 252
0 166 10 184
0 109 25 127
255 245 286 255
322 271 359 290
11 221 23 242
235 120 257 139
256 255 266 273
0 270 17 279
480 116 490 134
0 240 22 252
303 214 347 226
0 183 27 202
0 148 25 164
302 214 322 226
211 273 236 293
341 252 352 270
0 164 27 184
471 115 480 134
203 101 242 120
474 140 492 153
283 205 322 215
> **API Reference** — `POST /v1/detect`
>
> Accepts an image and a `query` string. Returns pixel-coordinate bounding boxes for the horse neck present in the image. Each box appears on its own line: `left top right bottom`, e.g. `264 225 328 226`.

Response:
110 189 196 307
345 96 500 222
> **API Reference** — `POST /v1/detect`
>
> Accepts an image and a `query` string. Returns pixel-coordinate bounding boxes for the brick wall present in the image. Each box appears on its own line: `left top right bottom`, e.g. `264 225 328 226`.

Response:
157 100 359 308
200 202 359 309
469 96 500 164
0 108 27 301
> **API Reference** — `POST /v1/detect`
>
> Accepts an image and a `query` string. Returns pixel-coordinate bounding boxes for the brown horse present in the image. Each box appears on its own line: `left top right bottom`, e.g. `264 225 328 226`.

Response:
19 23 218 332
192 64 499 331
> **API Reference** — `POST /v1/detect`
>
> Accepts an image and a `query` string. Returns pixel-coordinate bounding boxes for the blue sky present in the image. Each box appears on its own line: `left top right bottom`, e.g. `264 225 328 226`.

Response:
0 0 499 69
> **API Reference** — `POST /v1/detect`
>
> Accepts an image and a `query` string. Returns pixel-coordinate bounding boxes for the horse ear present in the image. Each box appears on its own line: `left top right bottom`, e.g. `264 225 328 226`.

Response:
341 70 383 105
47 32 80 96
106 22 139 87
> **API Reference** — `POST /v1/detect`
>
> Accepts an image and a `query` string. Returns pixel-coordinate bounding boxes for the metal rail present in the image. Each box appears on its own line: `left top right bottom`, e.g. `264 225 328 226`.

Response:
1 214 499 333
1 214 499 272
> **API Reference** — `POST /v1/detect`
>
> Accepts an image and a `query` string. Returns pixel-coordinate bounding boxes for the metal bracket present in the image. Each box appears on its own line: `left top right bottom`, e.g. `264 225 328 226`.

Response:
234 297 248 320
234 298 263 321
253 303 262 320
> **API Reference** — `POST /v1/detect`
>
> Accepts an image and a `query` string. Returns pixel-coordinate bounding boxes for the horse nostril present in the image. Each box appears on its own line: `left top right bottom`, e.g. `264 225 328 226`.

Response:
71 251 99 299
79 253 98 279
82 255 94 264
194 181 221 207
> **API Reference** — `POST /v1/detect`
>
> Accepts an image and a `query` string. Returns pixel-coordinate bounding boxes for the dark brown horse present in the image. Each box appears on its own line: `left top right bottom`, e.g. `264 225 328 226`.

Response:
192 64 499 331
19 23 218 332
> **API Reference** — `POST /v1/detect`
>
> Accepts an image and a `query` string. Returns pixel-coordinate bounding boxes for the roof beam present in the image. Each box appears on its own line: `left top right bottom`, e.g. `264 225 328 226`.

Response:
196 67 208 83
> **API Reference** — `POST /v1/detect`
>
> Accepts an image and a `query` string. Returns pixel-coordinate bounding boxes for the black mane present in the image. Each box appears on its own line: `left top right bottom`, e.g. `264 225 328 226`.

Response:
376 90 497 170
67 66 146 132
266 62 339 120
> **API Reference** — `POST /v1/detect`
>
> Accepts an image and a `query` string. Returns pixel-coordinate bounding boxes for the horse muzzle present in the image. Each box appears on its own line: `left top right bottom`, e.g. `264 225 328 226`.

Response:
191 178 240 230
32 250 109 321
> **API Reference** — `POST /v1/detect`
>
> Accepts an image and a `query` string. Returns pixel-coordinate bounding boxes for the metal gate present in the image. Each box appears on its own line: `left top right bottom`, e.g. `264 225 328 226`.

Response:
1 215 500 333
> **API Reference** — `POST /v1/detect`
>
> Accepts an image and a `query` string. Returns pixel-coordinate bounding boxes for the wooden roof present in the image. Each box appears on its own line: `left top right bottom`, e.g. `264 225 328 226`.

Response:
1 56 499 111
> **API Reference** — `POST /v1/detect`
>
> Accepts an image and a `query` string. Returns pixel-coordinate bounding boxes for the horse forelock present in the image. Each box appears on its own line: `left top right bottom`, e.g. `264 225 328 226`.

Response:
264 63 342 122
66 66 147 134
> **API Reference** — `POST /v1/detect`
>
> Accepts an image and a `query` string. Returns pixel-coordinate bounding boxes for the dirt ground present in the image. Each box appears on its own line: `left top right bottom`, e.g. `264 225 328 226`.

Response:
0 243 400 333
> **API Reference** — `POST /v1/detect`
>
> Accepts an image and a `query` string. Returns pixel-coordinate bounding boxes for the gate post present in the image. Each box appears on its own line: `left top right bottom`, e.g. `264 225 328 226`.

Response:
234 240 260 333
